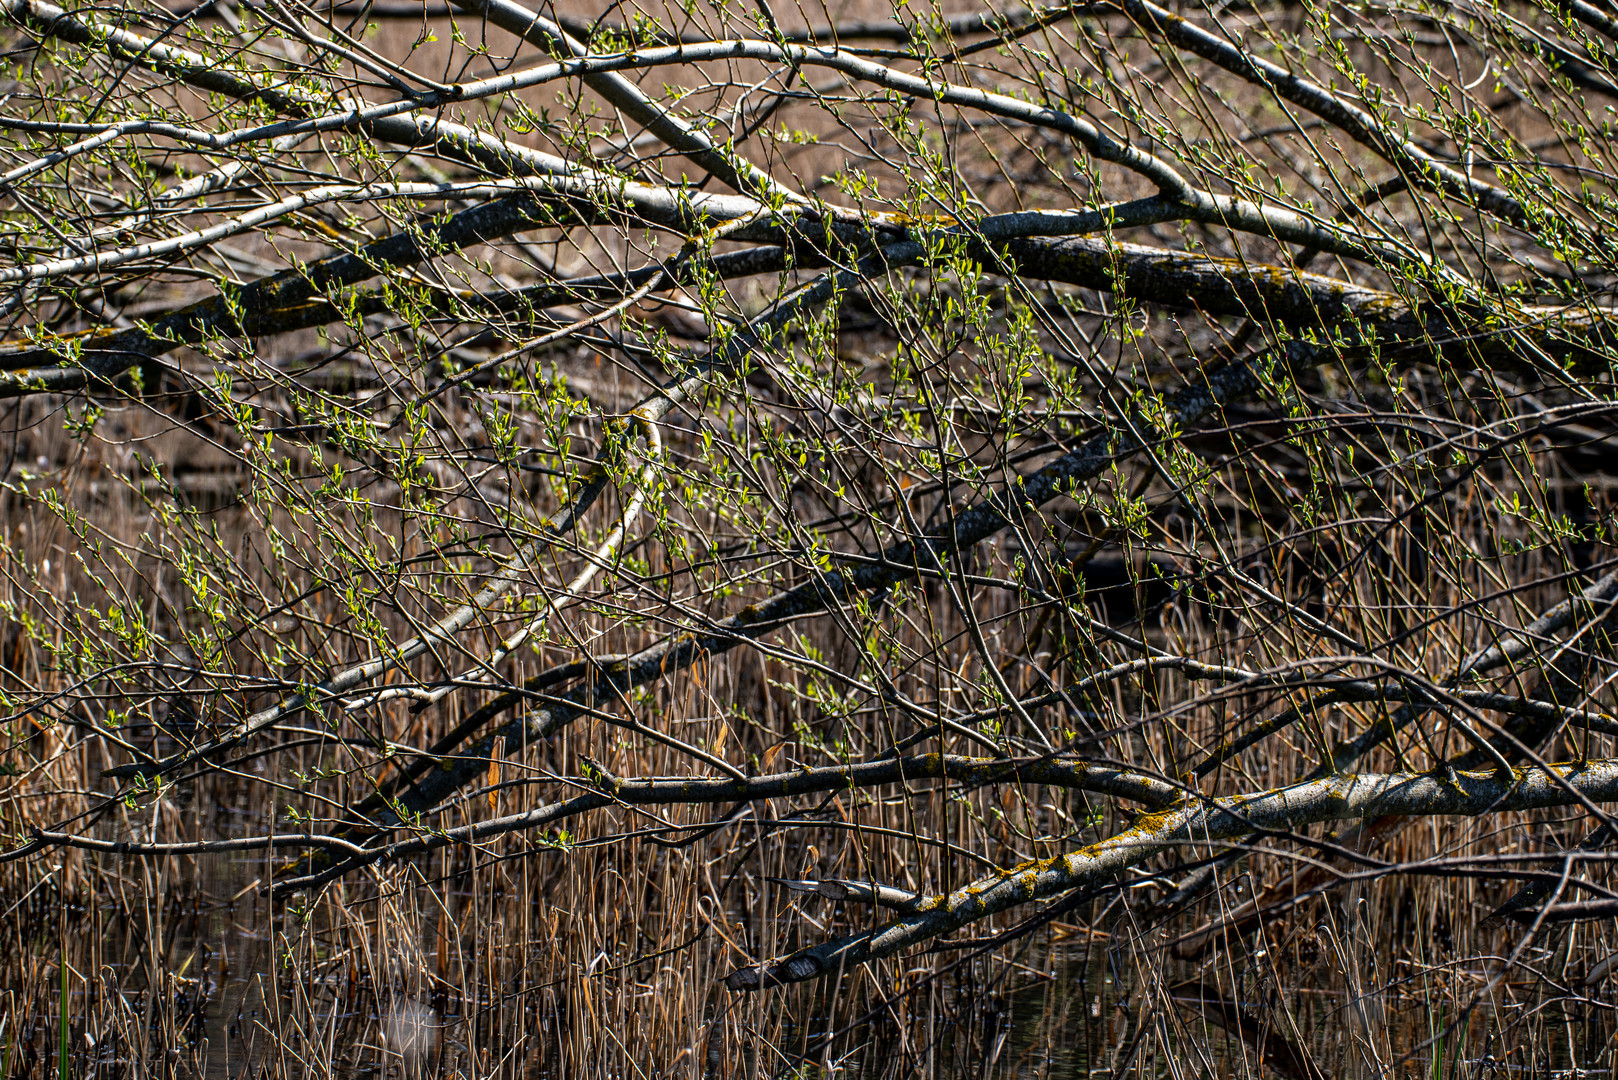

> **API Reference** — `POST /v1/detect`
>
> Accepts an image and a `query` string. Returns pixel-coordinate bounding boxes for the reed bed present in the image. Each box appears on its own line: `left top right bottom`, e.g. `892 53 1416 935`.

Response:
4 0 1618 1074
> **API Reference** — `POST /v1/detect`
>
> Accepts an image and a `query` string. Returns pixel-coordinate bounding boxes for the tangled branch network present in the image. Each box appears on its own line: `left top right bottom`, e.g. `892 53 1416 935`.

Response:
8 0 1618 1007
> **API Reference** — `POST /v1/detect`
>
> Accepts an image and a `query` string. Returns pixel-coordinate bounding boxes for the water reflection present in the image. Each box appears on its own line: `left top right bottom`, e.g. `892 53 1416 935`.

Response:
381 998 441 1080
17 870 1618 1080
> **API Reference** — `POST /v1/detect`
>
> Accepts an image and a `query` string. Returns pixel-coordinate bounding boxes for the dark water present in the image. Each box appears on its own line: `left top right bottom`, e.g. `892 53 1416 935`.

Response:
17 864 1618 1080
26 883 1110 1080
